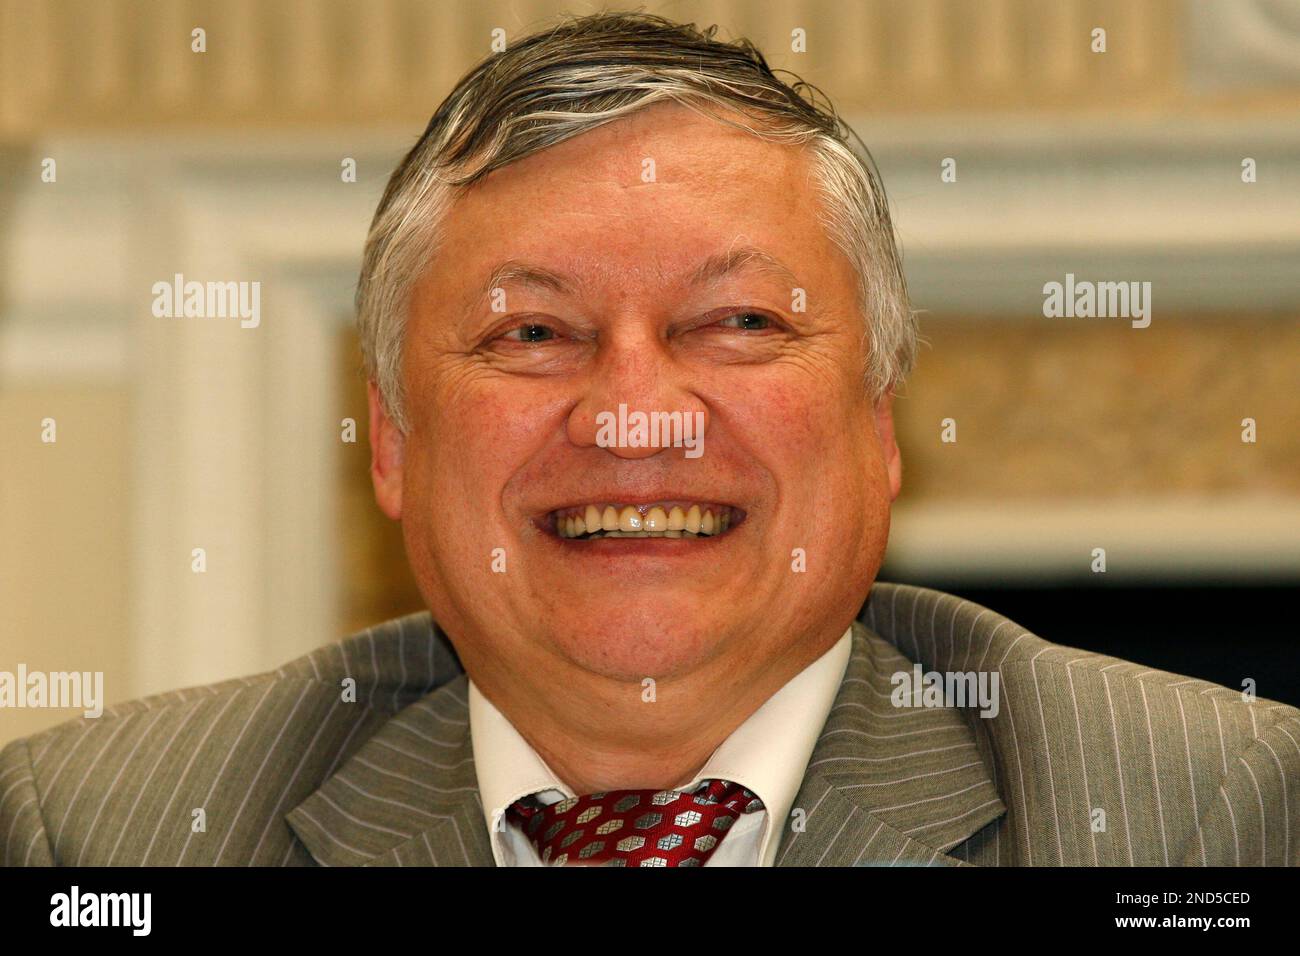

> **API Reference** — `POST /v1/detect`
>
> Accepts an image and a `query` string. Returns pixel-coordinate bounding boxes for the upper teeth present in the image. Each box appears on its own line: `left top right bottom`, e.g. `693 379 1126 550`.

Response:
554 503 734 538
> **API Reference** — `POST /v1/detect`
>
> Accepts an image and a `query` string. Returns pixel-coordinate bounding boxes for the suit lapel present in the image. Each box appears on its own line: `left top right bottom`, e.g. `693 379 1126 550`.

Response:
286 673 495 866
776 618 1007 867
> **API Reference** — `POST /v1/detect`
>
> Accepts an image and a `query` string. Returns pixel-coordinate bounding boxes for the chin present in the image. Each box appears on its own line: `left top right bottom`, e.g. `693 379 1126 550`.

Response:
544 607 730 684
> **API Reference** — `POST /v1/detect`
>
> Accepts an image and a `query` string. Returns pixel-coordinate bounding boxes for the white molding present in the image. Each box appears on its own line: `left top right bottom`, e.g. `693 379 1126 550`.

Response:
122 151 369 696
856 115 1300 313
886 498 1300 582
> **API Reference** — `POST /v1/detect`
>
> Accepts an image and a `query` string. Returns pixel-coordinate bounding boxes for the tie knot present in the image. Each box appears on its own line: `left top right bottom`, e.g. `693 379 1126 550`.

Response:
507 780 763 866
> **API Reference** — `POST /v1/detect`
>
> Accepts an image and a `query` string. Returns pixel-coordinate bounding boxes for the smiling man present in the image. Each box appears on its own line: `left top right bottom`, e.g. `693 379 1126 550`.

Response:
3 11 1298 869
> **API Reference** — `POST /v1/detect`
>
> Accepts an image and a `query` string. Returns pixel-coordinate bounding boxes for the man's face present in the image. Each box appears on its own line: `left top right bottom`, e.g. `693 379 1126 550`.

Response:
370 102 901 693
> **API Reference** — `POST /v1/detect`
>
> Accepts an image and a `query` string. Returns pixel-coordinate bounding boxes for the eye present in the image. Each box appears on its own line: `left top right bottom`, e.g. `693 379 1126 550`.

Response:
716 311 774 331
500 322 557 343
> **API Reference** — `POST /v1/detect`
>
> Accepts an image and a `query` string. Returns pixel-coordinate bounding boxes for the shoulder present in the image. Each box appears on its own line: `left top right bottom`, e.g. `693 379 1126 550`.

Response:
860 582 1300 864
0 609 461 866
862 580 1299 720
12 609 456 767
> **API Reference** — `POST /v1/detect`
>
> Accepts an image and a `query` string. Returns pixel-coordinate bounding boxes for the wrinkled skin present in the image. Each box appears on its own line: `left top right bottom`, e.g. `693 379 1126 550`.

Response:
368 102 902 792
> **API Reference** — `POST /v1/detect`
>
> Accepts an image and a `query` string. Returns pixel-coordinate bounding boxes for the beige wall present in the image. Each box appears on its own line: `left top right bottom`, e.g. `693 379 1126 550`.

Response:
896 315 1300 500
0 386 129 743
3 0 1296 132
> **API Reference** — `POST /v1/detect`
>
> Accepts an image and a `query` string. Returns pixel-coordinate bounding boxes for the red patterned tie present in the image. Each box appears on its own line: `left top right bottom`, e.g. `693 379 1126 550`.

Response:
506 779 764 866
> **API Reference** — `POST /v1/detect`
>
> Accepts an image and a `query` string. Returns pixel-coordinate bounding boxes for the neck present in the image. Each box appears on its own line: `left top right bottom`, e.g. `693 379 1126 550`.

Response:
467 629 841 795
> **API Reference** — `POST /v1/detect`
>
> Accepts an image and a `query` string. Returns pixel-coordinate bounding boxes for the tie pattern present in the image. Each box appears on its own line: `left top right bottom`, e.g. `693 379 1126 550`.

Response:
506 779 764 866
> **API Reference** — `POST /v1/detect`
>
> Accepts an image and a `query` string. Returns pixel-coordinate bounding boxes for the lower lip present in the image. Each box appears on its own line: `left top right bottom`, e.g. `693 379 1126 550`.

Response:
540 525 743 558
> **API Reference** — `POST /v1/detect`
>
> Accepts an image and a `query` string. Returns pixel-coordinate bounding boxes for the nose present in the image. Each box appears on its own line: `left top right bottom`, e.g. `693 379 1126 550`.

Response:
567 327 709 460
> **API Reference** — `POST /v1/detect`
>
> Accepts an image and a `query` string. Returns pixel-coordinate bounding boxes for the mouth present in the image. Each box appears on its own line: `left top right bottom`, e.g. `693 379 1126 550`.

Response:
541 501 745 540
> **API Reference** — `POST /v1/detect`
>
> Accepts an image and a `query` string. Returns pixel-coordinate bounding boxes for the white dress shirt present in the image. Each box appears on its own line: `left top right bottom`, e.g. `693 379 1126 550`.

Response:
469 626 852 866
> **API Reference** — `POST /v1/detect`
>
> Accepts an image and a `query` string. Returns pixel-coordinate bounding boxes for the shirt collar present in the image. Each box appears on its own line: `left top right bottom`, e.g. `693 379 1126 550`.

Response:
469 626 853 866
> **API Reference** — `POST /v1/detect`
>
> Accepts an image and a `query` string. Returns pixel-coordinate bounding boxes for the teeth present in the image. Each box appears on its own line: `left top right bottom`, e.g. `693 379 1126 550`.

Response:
618 506 642 532
552 501 740 539
684 505 701 533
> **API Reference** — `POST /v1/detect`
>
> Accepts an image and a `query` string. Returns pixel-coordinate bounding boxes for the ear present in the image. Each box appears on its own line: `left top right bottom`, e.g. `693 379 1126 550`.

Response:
873 390 903 502
367 380 405 520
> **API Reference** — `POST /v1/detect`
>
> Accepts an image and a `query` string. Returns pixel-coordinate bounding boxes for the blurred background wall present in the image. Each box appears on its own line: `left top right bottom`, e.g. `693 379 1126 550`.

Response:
2 0 1298 745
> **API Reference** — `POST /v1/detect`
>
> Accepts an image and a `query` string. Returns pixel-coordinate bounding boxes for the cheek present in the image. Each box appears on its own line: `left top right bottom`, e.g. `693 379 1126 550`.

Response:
729 366 877 476
400 386 544 603
407 376 573 552
727 371 884 558
415 396 523 511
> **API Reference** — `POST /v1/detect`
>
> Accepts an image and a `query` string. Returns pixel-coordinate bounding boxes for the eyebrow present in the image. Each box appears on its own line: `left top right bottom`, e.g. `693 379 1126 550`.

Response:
689 245 801 290
475 245 801 304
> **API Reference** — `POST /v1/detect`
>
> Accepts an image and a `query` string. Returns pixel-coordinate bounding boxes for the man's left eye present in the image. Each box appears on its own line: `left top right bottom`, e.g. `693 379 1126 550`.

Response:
716 311 773 331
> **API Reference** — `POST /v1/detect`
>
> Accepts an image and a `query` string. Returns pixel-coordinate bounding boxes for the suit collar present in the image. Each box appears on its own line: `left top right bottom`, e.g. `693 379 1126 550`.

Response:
775 616 1007 866
286 665 495 867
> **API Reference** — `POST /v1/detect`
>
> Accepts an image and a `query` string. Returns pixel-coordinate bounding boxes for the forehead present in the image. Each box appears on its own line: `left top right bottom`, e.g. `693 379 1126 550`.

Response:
422 102 850 299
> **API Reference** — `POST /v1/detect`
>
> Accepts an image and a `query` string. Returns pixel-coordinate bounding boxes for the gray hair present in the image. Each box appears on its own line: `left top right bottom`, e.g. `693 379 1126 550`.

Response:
356 11 916 434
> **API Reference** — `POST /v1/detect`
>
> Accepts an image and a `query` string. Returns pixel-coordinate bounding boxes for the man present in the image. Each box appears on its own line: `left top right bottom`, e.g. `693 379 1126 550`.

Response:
3 11 1297 868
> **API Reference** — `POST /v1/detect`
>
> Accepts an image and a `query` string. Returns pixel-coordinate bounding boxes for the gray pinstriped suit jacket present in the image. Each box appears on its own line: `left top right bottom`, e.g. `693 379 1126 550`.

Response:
3 582 1298 866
